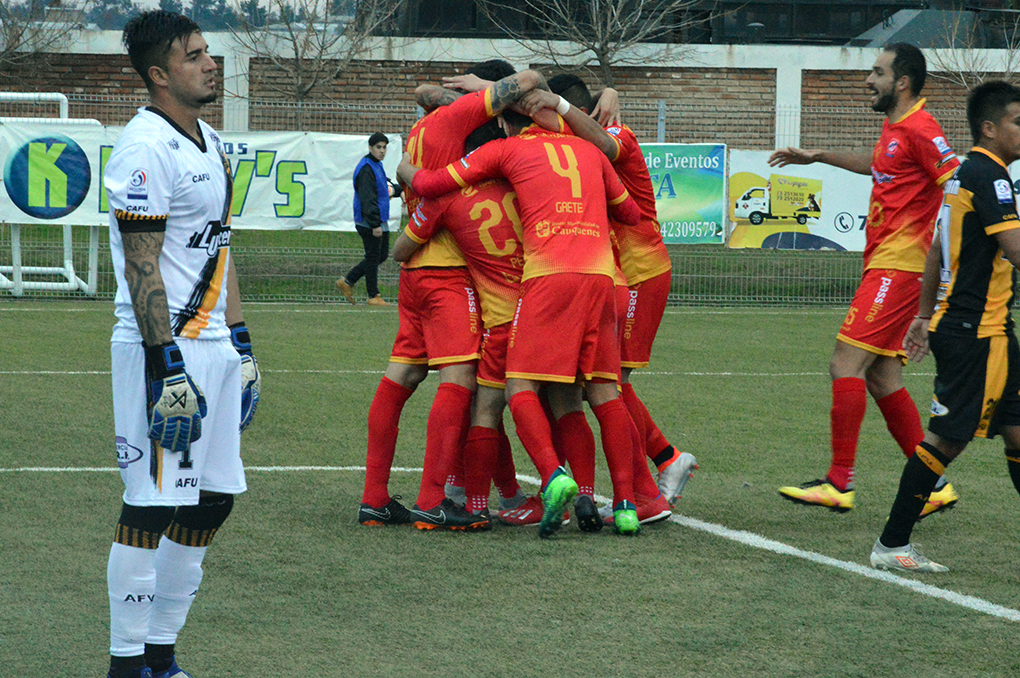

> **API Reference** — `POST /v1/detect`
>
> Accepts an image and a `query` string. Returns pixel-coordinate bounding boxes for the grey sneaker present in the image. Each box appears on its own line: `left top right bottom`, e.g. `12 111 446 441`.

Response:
658 451 698 505
870 539 948 573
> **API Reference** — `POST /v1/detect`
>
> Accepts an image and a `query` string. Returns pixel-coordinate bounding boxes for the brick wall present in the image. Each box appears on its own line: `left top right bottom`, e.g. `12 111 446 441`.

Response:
800 69 971 152
0 52 224 127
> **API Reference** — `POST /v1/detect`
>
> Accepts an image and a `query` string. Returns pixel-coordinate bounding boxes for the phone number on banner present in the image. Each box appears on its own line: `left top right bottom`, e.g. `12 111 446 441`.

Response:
660 221 720 239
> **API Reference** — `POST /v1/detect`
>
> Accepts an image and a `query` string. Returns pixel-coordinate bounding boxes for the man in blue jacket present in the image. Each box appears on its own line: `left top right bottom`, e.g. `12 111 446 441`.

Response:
337 132 401 305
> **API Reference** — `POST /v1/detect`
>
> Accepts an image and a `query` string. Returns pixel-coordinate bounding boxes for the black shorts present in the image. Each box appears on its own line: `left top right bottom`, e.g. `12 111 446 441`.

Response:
928 329 1020 441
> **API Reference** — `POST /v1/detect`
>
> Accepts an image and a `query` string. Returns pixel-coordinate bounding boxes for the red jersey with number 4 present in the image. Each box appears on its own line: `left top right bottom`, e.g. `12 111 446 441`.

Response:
411 125 639 281
401 88 500 269
867 98 959 272
406 178 524 328
605 123 672 285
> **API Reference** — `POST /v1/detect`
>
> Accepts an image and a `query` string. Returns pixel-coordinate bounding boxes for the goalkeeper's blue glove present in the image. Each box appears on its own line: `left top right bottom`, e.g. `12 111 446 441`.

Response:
145 342 207 452
230 323 261 433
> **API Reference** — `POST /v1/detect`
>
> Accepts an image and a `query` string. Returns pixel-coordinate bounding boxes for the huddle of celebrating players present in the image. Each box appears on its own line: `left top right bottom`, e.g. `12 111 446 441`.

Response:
356 60 697 537
359 45 1020 576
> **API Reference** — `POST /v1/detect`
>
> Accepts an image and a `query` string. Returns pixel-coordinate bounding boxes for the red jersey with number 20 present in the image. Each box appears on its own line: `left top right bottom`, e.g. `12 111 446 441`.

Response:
406 178 524 328
867 98 959 272
412 125 639 281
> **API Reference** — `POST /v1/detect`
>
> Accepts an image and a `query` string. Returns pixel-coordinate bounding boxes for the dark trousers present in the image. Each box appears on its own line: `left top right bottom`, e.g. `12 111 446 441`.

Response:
345 225 390 298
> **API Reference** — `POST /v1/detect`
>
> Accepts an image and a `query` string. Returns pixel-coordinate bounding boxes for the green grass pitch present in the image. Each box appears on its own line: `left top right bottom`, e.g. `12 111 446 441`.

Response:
3 300 1020 676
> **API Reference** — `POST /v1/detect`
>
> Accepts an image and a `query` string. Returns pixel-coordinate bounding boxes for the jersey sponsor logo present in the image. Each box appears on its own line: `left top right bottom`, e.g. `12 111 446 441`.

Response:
116 436 144 468
885 139 899 157
175 477 199 488
128 169 148 199
871 168 895 185
192 172 211 183
187 219 232 256
930 397 949 416
3 134 91 219
866 276 893 322
994 179 1014 204
933 136 953 157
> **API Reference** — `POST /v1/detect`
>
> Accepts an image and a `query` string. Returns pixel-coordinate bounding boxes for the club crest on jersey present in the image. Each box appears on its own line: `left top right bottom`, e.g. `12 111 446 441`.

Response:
933 136 953 157
187 219 231 256
885 139 899 157
607 126 622 136
116 436 144 468
128 169 148 200
995 179 1014 204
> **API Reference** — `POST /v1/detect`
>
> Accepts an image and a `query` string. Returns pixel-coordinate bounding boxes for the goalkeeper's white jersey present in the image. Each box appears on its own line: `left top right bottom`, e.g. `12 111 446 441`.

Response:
107 107 234 343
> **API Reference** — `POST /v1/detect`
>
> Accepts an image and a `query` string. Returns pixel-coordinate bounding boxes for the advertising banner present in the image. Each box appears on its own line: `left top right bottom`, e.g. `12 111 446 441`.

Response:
0 121 402 231
642 143 726 245
728 150 873 250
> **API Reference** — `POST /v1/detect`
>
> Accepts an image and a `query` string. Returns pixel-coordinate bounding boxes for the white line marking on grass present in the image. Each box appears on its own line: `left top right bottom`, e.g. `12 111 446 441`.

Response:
6 465 1019 621
670 514 1020 622
511 472 1020 623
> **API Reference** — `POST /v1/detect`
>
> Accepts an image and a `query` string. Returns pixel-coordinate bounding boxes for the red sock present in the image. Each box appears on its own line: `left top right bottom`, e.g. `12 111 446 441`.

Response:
362 376 414 507
416 383 473 509
876 388 923 458
828 377 867 491
491 421 521 499
553 410 596 497
508 391 561 485
463 426 499 513
620 382 670 460
591 398 637 507
619 383 648 451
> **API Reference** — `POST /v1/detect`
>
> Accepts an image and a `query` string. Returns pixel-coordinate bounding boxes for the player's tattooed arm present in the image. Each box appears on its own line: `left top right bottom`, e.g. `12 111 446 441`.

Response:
122 230 174 346
416 84 461 111
488 69 544 115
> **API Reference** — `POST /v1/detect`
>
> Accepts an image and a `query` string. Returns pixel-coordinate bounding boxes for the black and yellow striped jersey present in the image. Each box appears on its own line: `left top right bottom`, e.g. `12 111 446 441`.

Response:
931 147 1020 337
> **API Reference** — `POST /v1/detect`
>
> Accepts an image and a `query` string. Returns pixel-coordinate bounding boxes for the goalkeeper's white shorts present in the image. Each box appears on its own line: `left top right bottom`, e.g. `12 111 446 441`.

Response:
111 338 247 506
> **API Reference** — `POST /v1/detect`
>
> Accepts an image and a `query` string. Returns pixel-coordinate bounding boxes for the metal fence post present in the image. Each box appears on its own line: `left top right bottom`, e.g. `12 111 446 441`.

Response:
657 100 666 143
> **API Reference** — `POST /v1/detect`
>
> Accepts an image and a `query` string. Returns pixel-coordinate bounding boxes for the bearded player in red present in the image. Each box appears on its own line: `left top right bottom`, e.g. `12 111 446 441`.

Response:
770 43 961 516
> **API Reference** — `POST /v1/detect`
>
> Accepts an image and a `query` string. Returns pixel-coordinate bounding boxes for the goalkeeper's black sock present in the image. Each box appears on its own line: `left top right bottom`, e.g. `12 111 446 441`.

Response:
144 643 174 673
879 442 949 548
108 655 146 678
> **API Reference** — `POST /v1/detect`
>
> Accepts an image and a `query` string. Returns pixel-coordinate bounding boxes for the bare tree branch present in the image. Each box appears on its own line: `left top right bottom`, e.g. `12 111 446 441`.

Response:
230 0 404 127
0 0 90 72
928 9 1020 90
478 0 713 87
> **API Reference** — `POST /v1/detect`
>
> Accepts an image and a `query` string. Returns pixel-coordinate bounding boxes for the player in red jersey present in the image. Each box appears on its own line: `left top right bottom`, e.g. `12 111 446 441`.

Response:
399 104 644 537
770 43 961 514
391 120 528 522
546 75 699 521
358 62 544 531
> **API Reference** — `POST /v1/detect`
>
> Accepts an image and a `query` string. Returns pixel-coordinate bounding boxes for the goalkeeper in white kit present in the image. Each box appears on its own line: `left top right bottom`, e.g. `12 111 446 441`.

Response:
103 10 261 678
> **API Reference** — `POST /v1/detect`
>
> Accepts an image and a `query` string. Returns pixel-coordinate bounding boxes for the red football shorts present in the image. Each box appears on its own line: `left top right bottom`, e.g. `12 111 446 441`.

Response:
506 273 620 384
617 271 670 369
390 267 482 367
477 322 511 389
837 268 921 357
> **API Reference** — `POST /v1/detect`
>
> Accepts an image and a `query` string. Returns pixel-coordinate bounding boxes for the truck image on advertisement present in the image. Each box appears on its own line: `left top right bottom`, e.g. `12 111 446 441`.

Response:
733 174 822 225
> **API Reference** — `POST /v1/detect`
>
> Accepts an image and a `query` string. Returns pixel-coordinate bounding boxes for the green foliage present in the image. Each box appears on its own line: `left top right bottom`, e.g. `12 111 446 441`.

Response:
3 302 1020 675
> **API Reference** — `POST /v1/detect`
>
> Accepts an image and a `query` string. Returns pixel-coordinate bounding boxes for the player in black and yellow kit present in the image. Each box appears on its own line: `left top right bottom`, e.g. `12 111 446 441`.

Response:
870 80 1020 572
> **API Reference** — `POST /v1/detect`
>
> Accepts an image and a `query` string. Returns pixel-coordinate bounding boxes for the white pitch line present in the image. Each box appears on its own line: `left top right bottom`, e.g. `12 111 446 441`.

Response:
671 514 1020 622
5 464 1015 622
3 368 936 378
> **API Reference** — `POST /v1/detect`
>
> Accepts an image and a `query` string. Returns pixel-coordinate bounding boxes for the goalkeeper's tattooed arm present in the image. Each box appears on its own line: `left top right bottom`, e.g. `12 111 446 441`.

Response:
122 230 174 346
